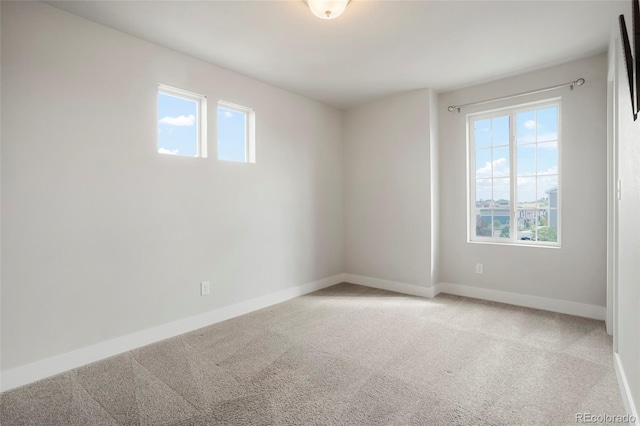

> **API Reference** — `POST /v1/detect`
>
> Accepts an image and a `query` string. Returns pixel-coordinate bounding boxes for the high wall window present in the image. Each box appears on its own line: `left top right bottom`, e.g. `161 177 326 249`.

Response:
217 100 256 163
468 100 560 246
157 85 207 157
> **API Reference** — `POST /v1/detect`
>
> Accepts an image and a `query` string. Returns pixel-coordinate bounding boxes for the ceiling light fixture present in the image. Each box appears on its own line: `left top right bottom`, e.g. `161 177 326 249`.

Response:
306 0 350 20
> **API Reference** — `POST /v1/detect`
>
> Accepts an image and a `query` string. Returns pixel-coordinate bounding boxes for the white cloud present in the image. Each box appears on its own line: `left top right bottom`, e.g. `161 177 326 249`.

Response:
516 173 557 203
524 120 536 129
516 176 536 203
475 177 510 201
476 157 509 178
158 147 180 155
475 158 558 204
158 114 195 127
223 110 233 119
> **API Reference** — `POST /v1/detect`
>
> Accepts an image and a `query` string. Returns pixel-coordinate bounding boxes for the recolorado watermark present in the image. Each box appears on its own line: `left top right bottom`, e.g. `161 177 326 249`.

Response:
575 413 637 423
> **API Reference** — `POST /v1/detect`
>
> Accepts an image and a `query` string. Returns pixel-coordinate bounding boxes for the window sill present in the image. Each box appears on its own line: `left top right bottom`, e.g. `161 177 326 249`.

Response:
467 240 561 249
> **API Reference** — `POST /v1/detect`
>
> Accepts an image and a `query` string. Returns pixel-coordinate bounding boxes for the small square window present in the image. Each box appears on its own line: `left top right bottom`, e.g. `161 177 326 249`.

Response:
217 100 255 163
157 85 207 157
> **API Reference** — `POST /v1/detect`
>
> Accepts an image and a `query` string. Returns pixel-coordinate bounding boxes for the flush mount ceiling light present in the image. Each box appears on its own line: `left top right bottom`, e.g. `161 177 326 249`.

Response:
305 0 350 20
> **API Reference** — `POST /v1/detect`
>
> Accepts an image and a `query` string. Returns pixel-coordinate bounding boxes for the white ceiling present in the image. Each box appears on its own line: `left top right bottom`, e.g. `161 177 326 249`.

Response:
46 0 626 109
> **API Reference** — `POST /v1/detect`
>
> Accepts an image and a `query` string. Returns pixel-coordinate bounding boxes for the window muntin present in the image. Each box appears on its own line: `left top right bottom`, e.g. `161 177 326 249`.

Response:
157 85 207 157
217 100 255 163
469 100 560 246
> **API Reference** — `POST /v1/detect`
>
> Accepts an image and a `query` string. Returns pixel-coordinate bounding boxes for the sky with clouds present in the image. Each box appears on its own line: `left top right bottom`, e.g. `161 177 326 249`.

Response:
158 92 247 162
474 106 558 205
217 107 246 162
157 93 198 157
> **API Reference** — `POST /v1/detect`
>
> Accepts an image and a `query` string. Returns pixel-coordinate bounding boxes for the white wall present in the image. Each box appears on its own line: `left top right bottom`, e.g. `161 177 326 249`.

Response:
343 89 435 287
438 54 608 307
612 4 640 417
1 2 343 372
429 91 440 285
0 0 3 379
0 0 625 396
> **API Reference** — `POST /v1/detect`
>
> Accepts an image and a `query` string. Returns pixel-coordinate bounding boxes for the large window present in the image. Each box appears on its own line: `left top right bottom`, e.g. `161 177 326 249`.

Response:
157 85 207 157
469 100 560 246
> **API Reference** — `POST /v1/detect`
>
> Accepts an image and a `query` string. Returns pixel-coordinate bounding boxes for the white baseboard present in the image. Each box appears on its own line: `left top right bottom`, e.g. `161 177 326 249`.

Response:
342 274 605 320
614 352 639 425
1 274 608 393
1 274 346 393
343 274 439 298
437 282 606 320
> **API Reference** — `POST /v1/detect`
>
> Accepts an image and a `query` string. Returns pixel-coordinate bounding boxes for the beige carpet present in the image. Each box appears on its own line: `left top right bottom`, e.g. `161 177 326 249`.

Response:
0 283 625 425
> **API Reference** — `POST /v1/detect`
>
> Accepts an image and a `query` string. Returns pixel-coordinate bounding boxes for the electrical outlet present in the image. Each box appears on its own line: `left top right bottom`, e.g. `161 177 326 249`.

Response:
475 263 483 274
200 281 210 296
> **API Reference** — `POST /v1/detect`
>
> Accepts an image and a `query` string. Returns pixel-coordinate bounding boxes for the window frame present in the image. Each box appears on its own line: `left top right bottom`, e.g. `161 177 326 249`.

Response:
157 84 208 158
467 98 562 248
217 100 256 163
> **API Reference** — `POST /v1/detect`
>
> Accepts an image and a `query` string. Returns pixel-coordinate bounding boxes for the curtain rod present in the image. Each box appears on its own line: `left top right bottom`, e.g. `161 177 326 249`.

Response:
447 78 585 113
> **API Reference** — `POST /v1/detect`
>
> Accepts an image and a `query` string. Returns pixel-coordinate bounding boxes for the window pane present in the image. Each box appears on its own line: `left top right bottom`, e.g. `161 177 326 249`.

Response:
475 148 491 178
517 176 536 206
158 93 198 157
475 210 492 237
475 179 492 207
536 106 558 142
516 110 536 144
535 226 558 243
494 215 510 239
516 209 535 241
547 209 559 227
217 107 247 162
517 144 536 176
535 209 558 243
537 175 558 208
474 119 491 148
537 142 558 175
492 116 509 146
530 210 541 241
492 146 510 177
493 178 510 204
